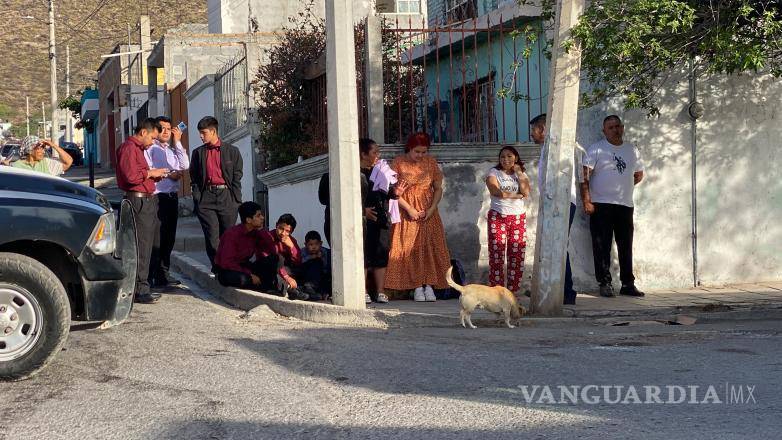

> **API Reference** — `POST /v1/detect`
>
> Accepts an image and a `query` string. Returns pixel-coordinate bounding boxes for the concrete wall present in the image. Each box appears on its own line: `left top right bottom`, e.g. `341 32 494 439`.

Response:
571 71 782 289
260 69 782 292
207 0 374 34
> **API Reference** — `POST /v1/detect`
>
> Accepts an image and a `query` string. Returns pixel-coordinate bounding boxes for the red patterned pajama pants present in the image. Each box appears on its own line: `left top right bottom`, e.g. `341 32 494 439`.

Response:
487 210 527 292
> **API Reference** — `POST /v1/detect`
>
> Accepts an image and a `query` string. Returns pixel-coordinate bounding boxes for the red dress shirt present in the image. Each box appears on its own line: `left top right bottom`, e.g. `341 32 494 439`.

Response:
116 136 156 193
256 229 301 278
214 224 258 274
206 138 226 185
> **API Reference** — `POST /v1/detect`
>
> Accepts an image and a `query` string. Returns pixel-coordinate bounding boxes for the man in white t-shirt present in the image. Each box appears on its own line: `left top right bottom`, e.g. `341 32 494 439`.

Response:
533 114 582 305
581 115 645 298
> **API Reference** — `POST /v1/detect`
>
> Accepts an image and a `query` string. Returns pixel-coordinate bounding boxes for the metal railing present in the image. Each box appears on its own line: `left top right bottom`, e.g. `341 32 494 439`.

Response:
215 53 249 135
383 15 549 144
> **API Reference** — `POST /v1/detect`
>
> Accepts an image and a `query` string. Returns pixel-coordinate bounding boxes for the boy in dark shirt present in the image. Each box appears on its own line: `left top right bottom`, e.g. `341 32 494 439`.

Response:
298 231 332 301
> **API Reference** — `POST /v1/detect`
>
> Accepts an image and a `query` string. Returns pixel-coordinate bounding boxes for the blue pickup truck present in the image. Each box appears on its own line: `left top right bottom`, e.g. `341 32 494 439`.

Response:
0 167 136 380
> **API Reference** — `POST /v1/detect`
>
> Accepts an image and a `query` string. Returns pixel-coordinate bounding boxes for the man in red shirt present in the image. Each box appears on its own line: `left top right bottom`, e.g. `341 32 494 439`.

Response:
214 202 275 291
214 205 309 300
255 213 308 300
115 118 169 304
189 116 243 270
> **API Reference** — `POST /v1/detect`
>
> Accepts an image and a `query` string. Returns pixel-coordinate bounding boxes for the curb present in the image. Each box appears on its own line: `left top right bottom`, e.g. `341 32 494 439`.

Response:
170 251 782 328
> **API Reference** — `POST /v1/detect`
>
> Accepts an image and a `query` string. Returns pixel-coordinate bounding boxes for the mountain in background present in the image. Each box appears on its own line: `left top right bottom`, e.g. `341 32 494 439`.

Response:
0 0 207 131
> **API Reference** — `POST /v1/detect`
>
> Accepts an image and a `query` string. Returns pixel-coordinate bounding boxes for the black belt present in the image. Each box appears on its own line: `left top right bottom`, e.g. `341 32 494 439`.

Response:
207 184 228 190
125 191 154 199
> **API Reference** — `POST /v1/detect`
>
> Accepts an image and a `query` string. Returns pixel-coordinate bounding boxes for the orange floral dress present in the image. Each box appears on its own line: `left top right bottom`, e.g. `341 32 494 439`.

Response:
384 155 451 290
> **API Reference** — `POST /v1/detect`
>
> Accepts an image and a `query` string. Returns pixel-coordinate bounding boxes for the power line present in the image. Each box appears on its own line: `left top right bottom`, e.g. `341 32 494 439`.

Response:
61 0 112 45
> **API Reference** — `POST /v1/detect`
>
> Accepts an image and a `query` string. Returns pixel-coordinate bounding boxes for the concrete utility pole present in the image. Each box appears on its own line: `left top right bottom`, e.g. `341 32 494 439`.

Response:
66 45 72 143
325 0 366 309
364 14 384 143
127 23 134 129
139 16 156 117
48 0 58 142
530 0 585 316
25 97 30 136
41 102 46 138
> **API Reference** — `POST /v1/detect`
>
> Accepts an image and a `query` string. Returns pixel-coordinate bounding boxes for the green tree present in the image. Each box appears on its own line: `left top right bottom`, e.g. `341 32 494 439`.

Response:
521 0 782 114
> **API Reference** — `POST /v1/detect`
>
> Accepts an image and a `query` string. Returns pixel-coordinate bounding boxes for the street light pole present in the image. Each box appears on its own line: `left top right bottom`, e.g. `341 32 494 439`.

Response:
66 44 72 143
25 97 30 137
48 0 58 142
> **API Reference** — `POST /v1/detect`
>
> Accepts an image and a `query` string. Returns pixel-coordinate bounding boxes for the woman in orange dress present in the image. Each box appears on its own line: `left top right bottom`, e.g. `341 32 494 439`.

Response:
385 132 451 301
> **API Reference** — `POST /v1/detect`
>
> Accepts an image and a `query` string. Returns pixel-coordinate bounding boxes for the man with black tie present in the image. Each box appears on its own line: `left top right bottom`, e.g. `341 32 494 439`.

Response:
189 116 243 269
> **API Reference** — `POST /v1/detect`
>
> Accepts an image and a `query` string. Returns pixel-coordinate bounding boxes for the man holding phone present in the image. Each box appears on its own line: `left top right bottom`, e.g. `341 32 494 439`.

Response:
146 116 190 287
116 118 169 304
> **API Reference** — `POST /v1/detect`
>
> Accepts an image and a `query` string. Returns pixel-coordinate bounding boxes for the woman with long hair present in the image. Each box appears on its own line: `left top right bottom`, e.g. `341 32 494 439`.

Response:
485 146 531 293
384 132 451 302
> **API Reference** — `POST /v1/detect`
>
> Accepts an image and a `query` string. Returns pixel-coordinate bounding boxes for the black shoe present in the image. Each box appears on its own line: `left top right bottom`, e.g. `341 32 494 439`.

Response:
159 276 182 286
620 285 645 297
301 285 321 301
134 292 161 304
599 284 615 297
287 288 309 301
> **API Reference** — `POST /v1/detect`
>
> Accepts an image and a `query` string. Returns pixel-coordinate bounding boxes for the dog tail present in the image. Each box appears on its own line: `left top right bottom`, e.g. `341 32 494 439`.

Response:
445 267 465 294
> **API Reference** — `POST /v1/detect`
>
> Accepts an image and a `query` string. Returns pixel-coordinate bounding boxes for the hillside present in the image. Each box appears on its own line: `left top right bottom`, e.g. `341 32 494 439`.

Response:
0 0 207 131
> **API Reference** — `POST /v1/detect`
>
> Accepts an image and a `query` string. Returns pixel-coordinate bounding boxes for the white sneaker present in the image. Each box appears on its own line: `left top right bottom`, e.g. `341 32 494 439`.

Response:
413 287 426 302
376 292 389 303
365 293 372 304
424 285 436 302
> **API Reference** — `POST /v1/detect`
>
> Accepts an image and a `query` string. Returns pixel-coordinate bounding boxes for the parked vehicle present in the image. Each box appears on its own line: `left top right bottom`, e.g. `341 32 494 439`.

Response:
60 142 84 166
0 167 137 380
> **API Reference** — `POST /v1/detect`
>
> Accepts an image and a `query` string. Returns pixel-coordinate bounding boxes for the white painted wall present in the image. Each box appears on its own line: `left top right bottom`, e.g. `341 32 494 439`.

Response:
185 82 215 154
262 72 782 292
572 71 782 289
228 131 255 203
267 179 325 245
207 0 372 34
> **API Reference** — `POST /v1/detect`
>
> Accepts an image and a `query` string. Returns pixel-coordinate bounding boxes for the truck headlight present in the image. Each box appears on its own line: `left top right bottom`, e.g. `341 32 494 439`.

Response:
87 212 116 255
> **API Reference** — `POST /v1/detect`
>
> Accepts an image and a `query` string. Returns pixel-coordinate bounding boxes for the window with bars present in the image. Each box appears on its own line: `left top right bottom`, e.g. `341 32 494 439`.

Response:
445 0 477 24
376 0 421 14
454 73 498 143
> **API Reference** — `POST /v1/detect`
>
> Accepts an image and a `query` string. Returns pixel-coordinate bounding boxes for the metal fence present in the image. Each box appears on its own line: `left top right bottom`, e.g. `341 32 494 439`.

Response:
215 53 249 135
382 15 548 145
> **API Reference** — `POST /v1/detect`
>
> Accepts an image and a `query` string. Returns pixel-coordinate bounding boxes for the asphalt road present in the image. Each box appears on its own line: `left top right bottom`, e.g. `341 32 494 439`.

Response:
1 280 780 440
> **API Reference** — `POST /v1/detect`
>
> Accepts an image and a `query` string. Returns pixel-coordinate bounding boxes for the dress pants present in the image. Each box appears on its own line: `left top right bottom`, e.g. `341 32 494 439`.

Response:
564 203 577 303
216 254 283 292
149 192 179 284
127 195 158 296
194 188 239 266
589 202 635 287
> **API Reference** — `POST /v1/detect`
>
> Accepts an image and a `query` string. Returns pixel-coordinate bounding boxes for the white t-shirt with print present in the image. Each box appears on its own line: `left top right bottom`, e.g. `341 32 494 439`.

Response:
486 168 525 215
583 139 644 207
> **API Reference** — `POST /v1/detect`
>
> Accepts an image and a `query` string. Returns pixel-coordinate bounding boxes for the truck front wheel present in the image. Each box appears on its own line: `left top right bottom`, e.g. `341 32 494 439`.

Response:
0 252 70 381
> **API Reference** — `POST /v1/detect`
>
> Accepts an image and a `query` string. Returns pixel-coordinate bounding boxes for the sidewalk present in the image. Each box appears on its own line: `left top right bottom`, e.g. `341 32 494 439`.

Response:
59 168 782 326
170 248 782 328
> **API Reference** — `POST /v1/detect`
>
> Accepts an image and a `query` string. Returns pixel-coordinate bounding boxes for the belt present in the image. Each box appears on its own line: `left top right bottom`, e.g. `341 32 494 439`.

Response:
125 191 154 198
207 184 228 190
